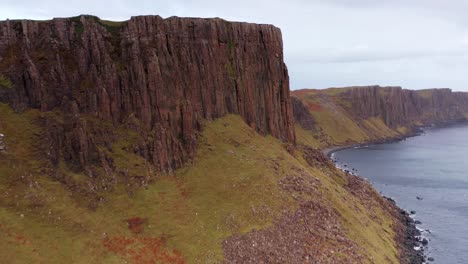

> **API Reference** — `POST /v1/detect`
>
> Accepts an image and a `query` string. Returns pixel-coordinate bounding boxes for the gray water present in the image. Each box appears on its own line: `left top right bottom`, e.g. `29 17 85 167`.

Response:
332 124 468 264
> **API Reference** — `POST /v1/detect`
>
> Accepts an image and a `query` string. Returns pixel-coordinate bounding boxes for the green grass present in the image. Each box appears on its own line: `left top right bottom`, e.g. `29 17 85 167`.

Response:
70 16 84 37
0 111 298 263
0 104 402 263
97 19 122 37
69 16 124 39
292 90 409 148
0 75 12 89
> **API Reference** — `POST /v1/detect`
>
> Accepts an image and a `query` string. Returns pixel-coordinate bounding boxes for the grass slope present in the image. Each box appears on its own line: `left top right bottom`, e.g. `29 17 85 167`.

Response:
292 89 404 149
1 104 400 263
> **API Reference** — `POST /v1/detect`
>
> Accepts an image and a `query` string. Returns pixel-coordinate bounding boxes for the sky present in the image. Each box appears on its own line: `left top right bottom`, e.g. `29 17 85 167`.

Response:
1 0 468 91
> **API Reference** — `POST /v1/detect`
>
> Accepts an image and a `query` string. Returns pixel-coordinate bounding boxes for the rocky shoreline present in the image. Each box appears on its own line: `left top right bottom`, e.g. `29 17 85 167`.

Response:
322 129 421 158
323 118 468 157
386 197 426 263
319 120 468 263
326 152 427 263
324 143 427 262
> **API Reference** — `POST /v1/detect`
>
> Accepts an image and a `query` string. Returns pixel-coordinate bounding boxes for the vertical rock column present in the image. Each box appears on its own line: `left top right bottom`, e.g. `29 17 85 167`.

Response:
0 15 296 173
0 133 5 152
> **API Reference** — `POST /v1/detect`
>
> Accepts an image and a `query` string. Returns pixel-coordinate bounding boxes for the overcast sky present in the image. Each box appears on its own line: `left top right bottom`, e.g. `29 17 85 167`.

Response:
1 0 468 91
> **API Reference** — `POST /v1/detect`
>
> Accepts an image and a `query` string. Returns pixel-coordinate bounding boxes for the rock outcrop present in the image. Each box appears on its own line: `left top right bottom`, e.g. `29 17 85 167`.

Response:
0 15 295 173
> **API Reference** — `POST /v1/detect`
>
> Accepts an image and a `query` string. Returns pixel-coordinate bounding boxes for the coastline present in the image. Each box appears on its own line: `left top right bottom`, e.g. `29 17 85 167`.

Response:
321 132 417 158
320 119 468 263
323 135 425 262
387 197 426 263
322 118 468 157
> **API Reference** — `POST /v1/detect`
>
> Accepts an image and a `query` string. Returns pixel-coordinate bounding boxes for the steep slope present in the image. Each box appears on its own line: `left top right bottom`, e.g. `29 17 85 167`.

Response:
292 86 468 149
0 109 406 263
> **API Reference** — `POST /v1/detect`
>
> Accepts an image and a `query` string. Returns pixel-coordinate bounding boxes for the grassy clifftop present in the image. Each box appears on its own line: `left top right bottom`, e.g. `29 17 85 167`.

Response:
0 103 403 263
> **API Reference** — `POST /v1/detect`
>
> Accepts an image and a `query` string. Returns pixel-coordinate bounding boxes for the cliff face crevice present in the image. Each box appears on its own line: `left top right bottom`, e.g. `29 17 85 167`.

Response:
0 15 295 173
291 96 315 130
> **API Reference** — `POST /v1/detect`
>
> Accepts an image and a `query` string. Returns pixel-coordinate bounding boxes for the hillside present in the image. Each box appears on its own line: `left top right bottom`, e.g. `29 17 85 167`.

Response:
0 16 423 263
0 107 412 263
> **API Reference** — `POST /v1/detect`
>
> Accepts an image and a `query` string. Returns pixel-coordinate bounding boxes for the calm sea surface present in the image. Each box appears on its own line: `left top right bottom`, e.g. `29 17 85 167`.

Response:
333 124 468 264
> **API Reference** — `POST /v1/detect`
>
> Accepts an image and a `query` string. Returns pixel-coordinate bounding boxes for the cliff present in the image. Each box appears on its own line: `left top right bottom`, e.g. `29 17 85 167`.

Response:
292 86 468 148
344 86 468 128
0 15 295 174
291 96 315 130
0 15 425 264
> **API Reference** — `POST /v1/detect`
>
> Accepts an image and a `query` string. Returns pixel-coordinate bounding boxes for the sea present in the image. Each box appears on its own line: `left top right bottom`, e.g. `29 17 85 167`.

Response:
332 123 468 264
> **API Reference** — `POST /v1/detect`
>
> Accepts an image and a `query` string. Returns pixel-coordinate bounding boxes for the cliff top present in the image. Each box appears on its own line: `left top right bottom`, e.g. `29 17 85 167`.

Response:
0 14 282 31
292 86 460 99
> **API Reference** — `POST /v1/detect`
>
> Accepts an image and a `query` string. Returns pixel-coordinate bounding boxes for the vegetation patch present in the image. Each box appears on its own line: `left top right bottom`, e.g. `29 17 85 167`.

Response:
0 75 12 89
225 61 235 79
292 89 412 147
103 236 185 264
70 16 84 37
98 19 123 37
126 217 147 234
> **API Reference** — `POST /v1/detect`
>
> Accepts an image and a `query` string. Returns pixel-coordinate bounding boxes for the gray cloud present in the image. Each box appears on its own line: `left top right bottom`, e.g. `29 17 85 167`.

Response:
1 0 468 90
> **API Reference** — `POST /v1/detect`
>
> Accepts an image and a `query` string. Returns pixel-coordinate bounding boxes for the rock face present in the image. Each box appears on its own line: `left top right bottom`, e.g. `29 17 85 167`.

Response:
342 86 468 128
291 96 315 130
292 86 468 134
0 15 295 172
0 133 5 151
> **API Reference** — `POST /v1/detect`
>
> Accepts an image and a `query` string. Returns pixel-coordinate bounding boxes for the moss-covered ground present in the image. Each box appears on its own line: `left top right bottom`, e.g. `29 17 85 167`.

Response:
0 103 401 263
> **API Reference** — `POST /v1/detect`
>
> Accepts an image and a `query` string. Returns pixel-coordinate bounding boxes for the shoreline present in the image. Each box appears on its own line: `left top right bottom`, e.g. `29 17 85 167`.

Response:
322 118 468 157
386 197 426 263
320 119 468 263
321 131 418 158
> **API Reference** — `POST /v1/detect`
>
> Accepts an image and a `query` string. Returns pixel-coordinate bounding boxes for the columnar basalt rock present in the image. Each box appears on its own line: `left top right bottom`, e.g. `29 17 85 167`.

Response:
291 96 315 130
0 133 5 151
0 15 295 173
341 86 468 128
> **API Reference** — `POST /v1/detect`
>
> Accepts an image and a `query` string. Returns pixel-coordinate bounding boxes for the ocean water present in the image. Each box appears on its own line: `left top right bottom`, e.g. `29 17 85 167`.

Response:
332 124 468 264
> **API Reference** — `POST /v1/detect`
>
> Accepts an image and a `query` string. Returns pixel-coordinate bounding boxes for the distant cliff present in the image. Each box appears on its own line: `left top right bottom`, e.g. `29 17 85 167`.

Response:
292 86 468 148
343 86 468 128
0 15 295 173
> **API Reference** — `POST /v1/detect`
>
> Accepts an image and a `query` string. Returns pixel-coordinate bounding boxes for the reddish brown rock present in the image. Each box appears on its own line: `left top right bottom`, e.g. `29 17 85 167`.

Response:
292 86 468 133
291 96 315 130
341 86 468 128
0 15 295 173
